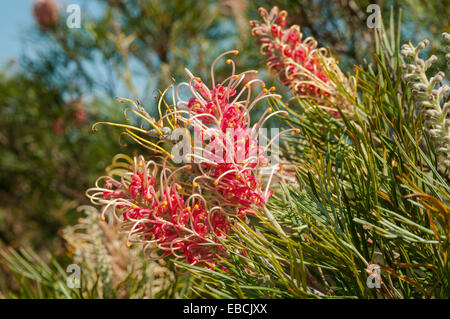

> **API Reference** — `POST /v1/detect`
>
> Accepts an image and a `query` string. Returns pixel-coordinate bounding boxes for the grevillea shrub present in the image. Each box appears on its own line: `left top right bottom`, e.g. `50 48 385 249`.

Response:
250 6 356 117
87 51 298 267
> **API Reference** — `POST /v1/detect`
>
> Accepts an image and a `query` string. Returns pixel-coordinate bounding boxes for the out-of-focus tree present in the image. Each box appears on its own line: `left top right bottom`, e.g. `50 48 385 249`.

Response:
0 62 124 250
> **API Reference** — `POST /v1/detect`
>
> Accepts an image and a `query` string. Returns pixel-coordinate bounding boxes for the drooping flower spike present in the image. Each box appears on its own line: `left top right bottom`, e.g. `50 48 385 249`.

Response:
251 6 356 117
401 35 450 168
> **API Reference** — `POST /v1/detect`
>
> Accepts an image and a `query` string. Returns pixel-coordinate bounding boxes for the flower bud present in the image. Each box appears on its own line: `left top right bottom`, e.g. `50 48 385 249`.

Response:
430 72 444 86
424 55 437 69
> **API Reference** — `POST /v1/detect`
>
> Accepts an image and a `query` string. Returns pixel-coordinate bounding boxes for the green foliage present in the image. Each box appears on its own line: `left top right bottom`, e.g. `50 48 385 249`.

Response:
0 248 77 299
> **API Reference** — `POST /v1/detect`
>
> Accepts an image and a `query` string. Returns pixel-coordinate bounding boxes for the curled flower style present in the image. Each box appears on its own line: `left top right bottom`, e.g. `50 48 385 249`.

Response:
250 6 356 117
87 154 230 267
401 35 450 168
92 86 186 160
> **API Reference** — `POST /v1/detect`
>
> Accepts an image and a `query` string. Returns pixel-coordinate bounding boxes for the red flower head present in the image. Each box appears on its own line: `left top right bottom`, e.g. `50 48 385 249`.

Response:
88 155 231 267
176 51 299 213
88 51 301 268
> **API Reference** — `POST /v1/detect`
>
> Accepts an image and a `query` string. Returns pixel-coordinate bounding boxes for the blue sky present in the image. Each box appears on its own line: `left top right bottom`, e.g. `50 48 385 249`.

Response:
0 1 124 96
0 1 34 64
0 0 103 65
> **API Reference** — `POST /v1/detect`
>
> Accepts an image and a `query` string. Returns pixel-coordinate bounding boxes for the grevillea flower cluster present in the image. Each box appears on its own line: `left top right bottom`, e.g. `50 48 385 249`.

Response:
250 6 356 117
88 155 230 267
176 51 298 212
401 35 450 168
88 51 298 267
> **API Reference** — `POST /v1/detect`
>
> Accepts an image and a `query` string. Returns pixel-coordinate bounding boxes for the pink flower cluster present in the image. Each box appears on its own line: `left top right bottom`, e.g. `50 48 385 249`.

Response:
213 163 266 209
251 7 331 98
251 7 355 117
88 51 298 267
177 51 298 212
187 82 244 129
89 156 230 267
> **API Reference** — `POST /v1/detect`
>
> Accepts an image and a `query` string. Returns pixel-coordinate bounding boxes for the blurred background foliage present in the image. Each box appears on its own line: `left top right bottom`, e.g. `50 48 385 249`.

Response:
0 0 448 297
